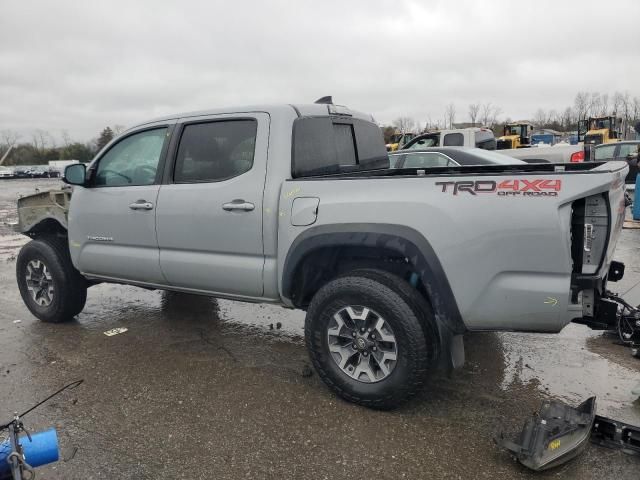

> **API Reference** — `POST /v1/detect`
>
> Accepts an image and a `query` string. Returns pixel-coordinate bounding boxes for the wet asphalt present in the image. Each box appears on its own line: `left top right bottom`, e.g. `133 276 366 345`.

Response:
0 178 639 479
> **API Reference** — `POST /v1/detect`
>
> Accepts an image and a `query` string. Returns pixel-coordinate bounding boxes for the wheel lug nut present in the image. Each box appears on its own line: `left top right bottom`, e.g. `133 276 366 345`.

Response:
360 328 365 333
373 346 377 351
370 334 376 340
363 352 368 357
352 343 357 348
352 332 356 337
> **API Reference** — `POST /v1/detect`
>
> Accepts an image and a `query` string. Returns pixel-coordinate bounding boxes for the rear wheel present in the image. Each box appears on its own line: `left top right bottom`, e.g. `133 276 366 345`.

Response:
305 269 438 409
16 236 87 323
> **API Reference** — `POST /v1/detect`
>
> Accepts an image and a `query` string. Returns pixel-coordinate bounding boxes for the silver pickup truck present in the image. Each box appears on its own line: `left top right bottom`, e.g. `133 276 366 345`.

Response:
14 101 629 409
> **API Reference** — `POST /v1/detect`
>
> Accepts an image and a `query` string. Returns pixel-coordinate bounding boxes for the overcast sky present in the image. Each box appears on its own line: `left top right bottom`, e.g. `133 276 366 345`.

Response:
1 0 639 142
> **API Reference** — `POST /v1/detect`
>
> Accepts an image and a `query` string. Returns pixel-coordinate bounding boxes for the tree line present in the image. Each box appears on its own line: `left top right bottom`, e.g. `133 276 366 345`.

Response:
0 126 125 166
384 91 640 142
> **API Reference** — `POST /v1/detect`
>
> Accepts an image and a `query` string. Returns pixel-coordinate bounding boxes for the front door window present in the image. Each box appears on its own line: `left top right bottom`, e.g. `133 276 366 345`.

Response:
94 128 168 186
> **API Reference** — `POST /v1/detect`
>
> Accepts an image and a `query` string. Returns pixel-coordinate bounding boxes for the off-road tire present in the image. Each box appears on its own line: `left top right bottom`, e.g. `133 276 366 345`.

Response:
16 236 87 323
305 269 438 410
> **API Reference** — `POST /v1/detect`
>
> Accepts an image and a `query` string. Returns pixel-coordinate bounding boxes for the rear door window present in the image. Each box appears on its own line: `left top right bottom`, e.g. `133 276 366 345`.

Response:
443 133 464 146
174 120 257 183
618 144 639 158
594 144 617 161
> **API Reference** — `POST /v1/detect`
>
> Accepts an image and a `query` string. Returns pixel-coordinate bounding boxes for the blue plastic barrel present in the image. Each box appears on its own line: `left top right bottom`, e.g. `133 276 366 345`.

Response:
634 176 640 220
0 428 59 473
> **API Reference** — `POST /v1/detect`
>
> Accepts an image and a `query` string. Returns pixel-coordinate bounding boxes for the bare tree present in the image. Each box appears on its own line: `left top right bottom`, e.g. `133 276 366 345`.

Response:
600 93 609 116
60 129 72 147
562 107 574 130
574 92 589 121
480 102 501 128
445 103 456 129
533 109 548 127
468 103 480 125
0 129 21 151
112 124 127 135
31 129 54 155
587 92 601 117
393 117 416 133
612 91 624 115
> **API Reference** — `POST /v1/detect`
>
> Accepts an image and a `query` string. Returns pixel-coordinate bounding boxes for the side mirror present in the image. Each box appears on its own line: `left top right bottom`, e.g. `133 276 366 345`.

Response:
63 164 86 186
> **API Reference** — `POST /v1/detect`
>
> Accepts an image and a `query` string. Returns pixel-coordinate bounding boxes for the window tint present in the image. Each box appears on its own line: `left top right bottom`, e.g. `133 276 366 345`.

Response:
94 128 167 187
174 120 257 183
594 144 616 161
475 131 496 150
443 133 464 146
618 144 639 158
401 152 455 168
333 124 357 167
292 117 388 177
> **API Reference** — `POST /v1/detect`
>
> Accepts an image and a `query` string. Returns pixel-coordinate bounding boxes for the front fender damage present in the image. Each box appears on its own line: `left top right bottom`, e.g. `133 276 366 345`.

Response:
16 188 71 235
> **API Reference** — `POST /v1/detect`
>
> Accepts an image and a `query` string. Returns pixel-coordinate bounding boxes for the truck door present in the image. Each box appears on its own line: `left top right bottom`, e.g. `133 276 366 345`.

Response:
68 124 173 284
155 113 268 298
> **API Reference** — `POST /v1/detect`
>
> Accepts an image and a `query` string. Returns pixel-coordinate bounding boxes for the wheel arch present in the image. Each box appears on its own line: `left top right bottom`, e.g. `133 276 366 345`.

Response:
282 223 465 335
22 217 68 238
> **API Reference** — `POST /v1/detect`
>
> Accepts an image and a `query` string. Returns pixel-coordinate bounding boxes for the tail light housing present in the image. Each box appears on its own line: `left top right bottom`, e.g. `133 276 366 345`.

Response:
571 194 609 275
570 150 585 163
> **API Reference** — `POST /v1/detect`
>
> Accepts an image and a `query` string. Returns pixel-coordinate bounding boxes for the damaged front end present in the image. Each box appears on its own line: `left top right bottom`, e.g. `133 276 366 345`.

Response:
15 188 71 235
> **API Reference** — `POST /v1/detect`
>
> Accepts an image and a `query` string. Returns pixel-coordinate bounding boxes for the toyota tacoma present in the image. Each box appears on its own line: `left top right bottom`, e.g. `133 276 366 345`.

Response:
14 99 629 409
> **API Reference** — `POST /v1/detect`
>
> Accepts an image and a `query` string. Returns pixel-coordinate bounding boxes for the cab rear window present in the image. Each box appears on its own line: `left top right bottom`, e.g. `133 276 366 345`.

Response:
292 117 388 177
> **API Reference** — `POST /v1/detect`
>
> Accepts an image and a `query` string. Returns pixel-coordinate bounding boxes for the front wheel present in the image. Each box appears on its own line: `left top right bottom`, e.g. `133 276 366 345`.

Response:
16 236 87 323
305 269 438 409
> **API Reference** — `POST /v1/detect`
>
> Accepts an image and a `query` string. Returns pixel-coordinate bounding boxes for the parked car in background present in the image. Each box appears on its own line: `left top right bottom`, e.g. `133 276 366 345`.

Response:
29 166 51 178
13 166 31 178
402 128 497 151
0 166 13 178
390 147 526 169
594 141 640 183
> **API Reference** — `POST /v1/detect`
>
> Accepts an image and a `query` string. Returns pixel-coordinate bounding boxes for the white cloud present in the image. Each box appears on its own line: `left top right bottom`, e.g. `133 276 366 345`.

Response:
0 0 638 141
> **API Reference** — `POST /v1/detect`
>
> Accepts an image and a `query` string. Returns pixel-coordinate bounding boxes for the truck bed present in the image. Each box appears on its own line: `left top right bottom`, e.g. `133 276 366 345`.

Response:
279 160 628 333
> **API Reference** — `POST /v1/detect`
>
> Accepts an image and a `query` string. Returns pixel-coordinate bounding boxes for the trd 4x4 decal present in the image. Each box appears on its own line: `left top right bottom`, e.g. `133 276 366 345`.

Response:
435 179 562 196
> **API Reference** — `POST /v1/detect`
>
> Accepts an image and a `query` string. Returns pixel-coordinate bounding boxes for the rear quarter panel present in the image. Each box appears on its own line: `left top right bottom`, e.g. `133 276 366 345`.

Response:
278 164 627 332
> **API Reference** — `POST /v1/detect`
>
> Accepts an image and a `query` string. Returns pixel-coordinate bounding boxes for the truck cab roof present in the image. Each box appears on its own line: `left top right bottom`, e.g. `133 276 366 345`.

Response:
130 104 377 132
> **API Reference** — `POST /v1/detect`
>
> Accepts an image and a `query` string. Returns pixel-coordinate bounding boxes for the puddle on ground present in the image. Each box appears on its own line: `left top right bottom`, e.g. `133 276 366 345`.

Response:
499 323 640 423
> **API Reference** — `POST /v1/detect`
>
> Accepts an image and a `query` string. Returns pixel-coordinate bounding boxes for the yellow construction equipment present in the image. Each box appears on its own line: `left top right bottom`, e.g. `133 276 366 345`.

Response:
580 116 623 145
386 132 416 152
496 122 534 150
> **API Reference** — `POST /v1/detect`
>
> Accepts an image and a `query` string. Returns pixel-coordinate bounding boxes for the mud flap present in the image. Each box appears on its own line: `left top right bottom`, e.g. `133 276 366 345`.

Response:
495 397 596 471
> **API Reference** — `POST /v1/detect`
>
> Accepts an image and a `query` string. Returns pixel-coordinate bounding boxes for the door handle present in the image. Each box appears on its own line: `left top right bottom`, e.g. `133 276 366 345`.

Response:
129 201 154 210
222 200 255 212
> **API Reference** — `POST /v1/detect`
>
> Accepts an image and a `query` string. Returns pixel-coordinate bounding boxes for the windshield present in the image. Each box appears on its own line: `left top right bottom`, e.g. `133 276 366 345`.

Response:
504 125 524 136
589 118 612 130
406 134 439 149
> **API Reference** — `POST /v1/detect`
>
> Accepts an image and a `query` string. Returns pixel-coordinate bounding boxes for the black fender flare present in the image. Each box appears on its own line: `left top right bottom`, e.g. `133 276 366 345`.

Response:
282 223 466 335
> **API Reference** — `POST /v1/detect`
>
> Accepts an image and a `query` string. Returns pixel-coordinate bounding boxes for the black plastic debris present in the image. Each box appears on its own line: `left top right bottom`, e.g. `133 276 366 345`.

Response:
495 397 596 471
